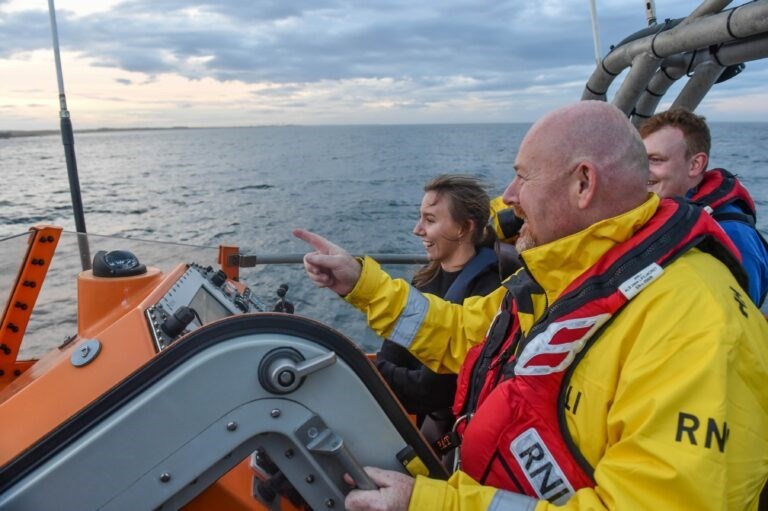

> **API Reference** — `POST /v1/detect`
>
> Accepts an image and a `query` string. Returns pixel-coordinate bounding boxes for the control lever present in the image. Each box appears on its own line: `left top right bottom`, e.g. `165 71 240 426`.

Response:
304 424 378 491
259 349 336 394
160 306 195 338
210 270 227 287
273 284 294 314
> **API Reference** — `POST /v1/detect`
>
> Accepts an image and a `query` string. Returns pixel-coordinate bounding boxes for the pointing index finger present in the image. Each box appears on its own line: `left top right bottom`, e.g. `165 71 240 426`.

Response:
293 229 331 252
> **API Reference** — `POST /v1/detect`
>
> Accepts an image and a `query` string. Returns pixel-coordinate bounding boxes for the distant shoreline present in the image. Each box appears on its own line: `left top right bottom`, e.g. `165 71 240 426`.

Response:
2 121 764 139
0 125 325 139
0 126 193 139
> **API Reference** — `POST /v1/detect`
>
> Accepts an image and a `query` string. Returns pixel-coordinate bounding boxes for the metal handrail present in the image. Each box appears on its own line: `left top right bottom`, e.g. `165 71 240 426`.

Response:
230 253 428 267
583 0 768 118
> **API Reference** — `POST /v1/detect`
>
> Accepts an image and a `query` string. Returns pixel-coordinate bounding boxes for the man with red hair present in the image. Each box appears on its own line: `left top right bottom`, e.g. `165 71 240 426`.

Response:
640 107 768 307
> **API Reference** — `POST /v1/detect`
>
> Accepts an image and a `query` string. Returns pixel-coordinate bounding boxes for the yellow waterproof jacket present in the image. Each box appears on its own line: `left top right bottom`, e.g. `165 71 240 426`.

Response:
346 194 768 510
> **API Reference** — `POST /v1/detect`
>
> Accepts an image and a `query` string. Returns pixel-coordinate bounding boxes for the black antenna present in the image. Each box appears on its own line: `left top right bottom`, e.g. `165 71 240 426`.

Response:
47 0 91 270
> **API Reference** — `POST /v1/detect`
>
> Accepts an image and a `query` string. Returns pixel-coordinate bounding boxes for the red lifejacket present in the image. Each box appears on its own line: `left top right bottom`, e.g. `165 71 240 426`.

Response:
689 168 756 224
451 198 746 504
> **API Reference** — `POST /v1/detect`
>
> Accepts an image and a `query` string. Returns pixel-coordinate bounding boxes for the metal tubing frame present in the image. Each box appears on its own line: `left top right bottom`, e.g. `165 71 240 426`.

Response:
583 0 768 117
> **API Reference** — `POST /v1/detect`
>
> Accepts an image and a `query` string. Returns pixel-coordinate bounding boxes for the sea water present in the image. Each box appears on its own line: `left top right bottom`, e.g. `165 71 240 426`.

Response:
1 123 766 356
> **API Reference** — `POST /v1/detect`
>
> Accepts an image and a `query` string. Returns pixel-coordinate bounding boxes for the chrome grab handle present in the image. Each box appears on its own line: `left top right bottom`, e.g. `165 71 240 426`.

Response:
305 427 377 491
271 351 336 387
260 349 336 394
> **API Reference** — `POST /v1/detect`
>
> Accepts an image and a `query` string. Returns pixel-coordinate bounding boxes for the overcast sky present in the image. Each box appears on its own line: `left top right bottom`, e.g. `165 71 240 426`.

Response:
1 0 767 129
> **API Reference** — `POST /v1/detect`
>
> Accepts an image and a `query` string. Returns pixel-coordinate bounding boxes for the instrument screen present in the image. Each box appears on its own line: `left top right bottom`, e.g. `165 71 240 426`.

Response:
189 286 232 324
146 264 262 351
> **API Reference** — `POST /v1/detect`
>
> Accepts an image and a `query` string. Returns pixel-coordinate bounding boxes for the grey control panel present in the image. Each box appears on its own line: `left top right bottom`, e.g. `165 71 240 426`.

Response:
145 264 265 351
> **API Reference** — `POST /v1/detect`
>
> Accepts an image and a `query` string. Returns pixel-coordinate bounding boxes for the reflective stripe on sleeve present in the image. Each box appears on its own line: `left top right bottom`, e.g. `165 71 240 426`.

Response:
488 489 538 511
388 284 428 349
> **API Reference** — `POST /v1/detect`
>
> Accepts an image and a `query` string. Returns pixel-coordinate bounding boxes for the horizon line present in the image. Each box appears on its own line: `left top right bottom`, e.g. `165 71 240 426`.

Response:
4 119 767 139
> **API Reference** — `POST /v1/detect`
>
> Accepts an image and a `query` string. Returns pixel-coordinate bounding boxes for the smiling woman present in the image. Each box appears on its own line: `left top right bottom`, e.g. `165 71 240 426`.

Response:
411 175 497 285
374 174 503 462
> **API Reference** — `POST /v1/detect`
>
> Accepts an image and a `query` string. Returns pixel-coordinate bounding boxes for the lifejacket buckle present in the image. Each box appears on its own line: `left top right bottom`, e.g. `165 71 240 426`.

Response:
450 414 470 472
452 413 469 433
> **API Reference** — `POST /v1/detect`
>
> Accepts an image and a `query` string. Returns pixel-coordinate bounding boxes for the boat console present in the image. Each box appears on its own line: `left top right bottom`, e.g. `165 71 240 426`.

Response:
146 263 266 351
0 232 446 510
0 313 447 510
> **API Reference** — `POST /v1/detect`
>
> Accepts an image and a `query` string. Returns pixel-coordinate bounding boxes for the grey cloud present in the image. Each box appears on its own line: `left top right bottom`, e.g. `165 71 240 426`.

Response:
99 96 129 102
2 1 596 83
0 9 54 56
117 0 324 21
90 47 172 75
2 0 766 109
251 85 303 97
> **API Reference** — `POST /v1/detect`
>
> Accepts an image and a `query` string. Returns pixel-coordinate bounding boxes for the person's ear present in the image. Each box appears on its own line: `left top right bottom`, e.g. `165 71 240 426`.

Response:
688 152 708 178
458 220 474 241
575 162 598 209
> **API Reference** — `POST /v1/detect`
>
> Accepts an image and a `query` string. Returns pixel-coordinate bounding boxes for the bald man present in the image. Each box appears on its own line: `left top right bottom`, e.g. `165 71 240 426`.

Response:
294 101 768 510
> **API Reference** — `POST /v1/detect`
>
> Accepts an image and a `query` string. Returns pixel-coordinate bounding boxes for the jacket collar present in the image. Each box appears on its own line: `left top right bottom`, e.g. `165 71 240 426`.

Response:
519 194 659 307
